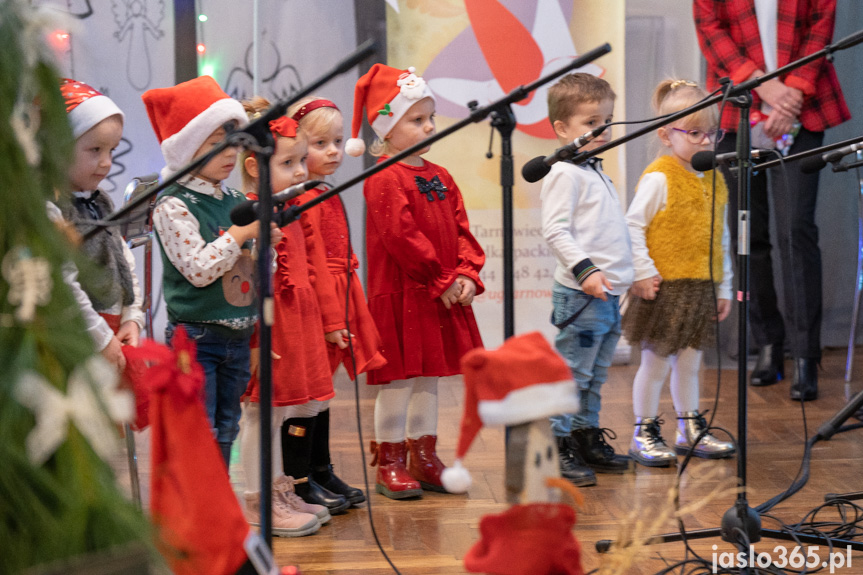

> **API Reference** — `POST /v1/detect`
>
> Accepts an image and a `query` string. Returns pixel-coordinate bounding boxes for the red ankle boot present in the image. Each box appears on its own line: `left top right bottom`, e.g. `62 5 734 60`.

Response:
370 441 422 500
407 435 447 492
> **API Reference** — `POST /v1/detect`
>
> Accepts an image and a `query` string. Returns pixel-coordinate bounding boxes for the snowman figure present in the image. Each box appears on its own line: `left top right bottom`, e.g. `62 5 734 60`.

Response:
442 331 585 575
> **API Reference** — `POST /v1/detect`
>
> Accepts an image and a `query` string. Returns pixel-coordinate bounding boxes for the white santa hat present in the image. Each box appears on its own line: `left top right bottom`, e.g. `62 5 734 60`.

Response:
60 78 124 138
441 331 581 494
141 76 247 177
345 63 435 157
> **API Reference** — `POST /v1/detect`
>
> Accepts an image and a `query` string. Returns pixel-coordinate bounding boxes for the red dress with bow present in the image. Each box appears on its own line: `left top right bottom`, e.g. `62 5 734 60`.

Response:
293 186 387 378
363 158 485 385
244 193 344 406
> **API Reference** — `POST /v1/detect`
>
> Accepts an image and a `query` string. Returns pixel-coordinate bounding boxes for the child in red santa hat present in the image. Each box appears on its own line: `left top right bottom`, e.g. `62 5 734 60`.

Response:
346 64 485 498
141 76 282 468
47 79 144 373
285 96 387 507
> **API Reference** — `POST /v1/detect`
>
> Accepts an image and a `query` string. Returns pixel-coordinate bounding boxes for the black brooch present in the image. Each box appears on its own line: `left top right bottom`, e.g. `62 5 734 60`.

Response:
415 175 447 202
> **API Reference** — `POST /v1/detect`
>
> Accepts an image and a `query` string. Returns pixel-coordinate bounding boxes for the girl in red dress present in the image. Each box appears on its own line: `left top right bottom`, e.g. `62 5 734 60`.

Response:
344 64 485 499
286 96 387 506
238 99 352 536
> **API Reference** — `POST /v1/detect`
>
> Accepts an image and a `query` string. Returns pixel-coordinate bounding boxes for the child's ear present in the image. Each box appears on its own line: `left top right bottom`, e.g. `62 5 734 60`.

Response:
244 155 259 179
657 127 672 148
552 120 568 140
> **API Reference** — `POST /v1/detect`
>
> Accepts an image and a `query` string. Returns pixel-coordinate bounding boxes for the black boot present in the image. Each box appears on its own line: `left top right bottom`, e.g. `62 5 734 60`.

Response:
310 409 366 505
282 416 349 514
750 344 785 386
571 427 632 474
790 358 818 401
555 436 596 487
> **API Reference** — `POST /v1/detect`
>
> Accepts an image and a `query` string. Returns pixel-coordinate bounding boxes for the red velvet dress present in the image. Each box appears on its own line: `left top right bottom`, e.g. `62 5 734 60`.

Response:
244 193 345 406
294 187 387 379
363 158 485 385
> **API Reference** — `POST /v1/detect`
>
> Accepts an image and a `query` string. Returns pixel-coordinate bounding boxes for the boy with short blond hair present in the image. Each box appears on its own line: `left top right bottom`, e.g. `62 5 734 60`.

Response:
540 73 633 485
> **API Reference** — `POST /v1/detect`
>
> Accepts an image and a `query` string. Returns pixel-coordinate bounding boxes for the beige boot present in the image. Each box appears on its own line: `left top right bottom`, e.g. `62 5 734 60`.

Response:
274 475 331 524
243 491 321 538
629 417 677 468
674 411 736 459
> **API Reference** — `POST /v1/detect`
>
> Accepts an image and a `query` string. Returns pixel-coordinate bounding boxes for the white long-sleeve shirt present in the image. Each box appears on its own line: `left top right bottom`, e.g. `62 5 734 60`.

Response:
540 160 634 295
46 201 114 351
625 171 734 300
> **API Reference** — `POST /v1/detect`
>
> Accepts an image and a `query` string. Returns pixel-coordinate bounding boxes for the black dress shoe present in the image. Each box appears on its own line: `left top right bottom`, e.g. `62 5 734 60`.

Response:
750 344 785 386
294 477 350 514
312 464 366 505
790 358 818 401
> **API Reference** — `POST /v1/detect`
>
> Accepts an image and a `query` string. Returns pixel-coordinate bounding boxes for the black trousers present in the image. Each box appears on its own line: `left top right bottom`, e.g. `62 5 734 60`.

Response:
718 128 824 359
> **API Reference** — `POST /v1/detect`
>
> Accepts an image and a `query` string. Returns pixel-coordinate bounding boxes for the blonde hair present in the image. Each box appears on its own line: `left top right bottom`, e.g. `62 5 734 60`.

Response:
652 79 718 129
239 96 306 192
287 96 342 138
547 73 616 126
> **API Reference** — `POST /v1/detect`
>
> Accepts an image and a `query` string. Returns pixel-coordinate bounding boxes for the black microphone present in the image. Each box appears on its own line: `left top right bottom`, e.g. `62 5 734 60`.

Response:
230 180 323 226
690 149 773 172
800 142 863 174
521 125 609 183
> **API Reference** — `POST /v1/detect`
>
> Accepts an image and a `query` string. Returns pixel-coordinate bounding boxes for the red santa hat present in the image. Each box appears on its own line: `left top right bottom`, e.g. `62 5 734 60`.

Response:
141 76 247 176
344 63 435 157
441 332 580 494
60 78 124 138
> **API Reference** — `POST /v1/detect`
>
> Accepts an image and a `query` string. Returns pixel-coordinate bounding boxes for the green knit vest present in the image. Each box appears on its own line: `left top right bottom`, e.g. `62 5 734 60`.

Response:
156 183 257 327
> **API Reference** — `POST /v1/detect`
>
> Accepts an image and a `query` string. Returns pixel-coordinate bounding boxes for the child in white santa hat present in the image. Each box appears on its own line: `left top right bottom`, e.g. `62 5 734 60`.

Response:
347 63 485 498
142 76 282 467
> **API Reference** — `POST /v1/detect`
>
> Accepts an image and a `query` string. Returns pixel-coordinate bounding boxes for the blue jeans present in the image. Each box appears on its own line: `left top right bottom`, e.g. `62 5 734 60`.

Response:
549 282 621 435
166 322 251 456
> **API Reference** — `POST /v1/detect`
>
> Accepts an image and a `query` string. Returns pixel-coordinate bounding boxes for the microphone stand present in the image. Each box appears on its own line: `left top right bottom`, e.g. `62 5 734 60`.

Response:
579 29 863 562
81 39 378 550
279 43 613 344
751 133 863 172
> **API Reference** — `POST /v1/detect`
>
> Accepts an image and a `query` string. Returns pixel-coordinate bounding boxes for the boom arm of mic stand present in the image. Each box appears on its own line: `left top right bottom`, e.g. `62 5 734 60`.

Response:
754 133 863 172
80 39 379 242
283 43 613 224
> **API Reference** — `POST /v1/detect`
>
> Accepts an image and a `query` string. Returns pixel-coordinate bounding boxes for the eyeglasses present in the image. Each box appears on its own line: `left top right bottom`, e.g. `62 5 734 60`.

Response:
671 127 725 144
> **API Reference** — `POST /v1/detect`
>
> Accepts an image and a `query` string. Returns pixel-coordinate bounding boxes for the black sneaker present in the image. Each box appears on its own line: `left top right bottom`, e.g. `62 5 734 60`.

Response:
555 436 597 487
571 427 632 474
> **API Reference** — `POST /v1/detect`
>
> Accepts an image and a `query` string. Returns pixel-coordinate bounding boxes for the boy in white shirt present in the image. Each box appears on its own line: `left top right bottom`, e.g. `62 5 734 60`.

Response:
540 73 634 485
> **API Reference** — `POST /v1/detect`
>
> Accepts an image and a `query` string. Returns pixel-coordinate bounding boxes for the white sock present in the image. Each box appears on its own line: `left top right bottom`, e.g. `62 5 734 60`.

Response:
374 378 414 443
633 348 671 418
406 376 439 439
240 403 289 495
669 347 702 413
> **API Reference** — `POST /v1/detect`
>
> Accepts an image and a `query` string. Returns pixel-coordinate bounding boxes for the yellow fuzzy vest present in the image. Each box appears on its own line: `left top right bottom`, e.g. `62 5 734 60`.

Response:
640 155 728 281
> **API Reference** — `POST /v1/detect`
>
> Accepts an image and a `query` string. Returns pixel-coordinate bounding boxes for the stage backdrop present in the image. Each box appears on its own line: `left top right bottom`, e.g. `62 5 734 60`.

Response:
386 0 626 348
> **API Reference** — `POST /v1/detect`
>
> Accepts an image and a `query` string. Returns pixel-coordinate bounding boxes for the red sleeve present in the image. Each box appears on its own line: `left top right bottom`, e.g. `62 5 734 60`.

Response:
449 179 486 295
364 172 457 299
293 198 346 333
784 0 837 96
693 0 759 84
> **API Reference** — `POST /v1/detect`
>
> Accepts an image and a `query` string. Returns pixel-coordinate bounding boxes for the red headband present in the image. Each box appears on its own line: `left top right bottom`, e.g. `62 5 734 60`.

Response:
291 99 339 123
269 116 299 139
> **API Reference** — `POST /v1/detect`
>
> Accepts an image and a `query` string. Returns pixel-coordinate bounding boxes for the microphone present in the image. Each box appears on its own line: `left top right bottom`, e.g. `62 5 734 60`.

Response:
230 180 322 226
522 125 609 183
800 142 863 174
690 149 773 172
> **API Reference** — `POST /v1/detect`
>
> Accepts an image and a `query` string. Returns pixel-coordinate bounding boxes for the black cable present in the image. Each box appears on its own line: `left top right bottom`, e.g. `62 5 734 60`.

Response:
336 189 403 574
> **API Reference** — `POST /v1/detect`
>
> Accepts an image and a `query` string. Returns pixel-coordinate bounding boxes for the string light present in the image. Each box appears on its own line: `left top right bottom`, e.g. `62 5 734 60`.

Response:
198 14 208 22
196 43 206 54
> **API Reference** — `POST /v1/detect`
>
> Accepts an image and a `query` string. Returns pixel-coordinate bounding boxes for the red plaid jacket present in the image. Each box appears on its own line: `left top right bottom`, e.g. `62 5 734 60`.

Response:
694 0 850 132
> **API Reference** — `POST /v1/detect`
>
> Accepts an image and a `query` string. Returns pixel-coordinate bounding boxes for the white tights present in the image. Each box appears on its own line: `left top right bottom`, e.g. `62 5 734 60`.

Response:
239 399 328 495
374 377 439 443
632 347 702 418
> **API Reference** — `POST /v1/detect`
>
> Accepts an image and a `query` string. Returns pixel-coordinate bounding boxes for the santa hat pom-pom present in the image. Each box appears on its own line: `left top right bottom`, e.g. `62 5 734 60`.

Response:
345 137 366 157
441 459 471 494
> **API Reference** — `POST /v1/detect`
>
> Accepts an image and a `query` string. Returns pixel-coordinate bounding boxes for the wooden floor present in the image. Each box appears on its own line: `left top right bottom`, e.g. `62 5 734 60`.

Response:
117 347 863 574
